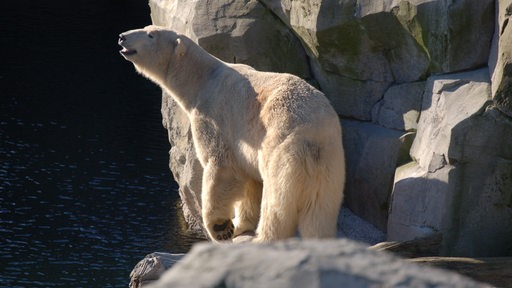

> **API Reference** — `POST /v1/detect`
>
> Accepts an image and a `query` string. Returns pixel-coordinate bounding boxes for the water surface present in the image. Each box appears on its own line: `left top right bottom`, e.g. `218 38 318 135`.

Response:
0 1 204 287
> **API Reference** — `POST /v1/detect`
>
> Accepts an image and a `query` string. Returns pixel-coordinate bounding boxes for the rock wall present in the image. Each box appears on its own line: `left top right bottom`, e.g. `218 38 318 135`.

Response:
150 0 512 257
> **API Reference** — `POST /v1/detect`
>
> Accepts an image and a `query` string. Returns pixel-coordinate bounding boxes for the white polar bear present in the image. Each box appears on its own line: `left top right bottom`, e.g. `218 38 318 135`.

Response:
119 25 345 242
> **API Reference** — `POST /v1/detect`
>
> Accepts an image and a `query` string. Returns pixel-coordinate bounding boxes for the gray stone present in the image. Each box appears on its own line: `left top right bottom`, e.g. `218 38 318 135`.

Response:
161 92 204 232
147 239 487 288
410 69 492 171
388 162 456 242
130 252 185 288
489 0 512 117
342 120 411 231
372 82 425 131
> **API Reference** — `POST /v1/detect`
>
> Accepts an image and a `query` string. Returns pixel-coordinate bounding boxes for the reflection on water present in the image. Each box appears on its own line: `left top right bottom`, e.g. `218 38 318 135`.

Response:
0 1 205 287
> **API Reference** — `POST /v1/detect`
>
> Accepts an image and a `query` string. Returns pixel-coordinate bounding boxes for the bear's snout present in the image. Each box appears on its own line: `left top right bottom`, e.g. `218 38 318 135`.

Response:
118 33 137 57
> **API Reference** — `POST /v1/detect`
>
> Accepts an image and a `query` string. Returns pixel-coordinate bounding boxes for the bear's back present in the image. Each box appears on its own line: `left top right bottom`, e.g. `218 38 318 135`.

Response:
228 65 337 130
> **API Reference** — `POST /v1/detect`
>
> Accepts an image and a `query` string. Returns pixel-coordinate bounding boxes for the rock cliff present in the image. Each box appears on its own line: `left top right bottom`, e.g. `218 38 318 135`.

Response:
150 0 512 257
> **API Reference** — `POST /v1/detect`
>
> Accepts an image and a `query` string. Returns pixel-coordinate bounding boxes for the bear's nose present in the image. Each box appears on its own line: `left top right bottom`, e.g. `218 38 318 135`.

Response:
118 34 126 43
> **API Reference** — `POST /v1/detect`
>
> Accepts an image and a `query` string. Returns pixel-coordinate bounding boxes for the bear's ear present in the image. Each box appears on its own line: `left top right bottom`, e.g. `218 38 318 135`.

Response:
175 38 186 57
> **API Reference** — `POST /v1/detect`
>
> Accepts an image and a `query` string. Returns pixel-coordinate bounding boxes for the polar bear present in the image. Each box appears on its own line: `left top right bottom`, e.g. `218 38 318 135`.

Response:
119 25 345 242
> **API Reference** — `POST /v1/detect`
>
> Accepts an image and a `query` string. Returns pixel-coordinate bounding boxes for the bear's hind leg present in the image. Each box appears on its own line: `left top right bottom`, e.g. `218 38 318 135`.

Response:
233 180 262 237
252 185 298 242
298 136 345 239
201 162 244 242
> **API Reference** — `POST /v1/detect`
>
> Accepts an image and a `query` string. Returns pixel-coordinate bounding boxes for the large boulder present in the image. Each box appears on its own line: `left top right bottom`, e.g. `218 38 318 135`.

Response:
146 239 486 288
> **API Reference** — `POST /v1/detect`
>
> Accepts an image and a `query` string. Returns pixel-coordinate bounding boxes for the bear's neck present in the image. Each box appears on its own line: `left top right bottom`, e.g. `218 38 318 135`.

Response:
159 44 224 113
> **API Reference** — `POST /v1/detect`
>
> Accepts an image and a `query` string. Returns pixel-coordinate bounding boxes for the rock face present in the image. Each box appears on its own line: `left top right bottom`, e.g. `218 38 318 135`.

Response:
388 69 512 256
161 93 204 231
146 239 487 288
150 0 512 256
489 0 512 117
260 0 494 119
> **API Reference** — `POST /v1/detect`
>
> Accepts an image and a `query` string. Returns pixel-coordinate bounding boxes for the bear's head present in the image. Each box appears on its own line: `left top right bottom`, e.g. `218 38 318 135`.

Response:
118 25 186 83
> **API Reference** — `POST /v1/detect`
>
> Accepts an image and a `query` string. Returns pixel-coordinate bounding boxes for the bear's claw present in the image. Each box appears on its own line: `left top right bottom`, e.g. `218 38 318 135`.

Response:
212 219 235 241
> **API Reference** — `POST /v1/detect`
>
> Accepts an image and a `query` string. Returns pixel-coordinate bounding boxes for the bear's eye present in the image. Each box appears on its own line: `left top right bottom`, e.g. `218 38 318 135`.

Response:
148 33 154 39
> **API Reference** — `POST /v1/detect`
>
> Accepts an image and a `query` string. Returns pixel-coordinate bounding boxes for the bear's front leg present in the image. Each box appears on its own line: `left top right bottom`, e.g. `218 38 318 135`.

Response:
201 162 244 242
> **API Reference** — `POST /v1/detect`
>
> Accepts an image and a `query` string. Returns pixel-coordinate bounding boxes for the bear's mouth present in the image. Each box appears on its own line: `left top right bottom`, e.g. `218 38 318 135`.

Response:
120 47 137 56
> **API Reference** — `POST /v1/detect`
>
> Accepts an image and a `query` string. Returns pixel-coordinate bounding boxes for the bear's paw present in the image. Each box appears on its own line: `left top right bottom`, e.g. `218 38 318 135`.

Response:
211 219 235 241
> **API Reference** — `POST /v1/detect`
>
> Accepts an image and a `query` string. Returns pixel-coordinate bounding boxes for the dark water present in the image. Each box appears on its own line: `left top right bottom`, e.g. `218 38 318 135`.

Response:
0 1 204 287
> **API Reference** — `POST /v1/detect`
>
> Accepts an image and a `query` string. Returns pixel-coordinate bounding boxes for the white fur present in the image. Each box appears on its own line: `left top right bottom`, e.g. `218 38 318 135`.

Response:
119 25 346 242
